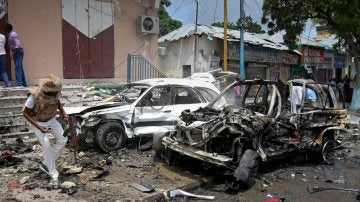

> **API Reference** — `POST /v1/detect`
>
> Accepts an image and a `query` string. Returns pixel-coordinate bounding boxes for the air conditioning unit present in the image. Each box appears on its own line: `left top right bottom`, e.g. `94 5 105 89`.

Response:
138 15 159 34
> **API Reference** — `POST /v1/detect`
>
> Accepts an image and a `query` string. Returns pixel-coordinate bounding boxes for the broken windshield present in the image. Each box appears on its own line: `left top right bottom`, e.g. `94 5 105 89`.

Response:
114 84 150 103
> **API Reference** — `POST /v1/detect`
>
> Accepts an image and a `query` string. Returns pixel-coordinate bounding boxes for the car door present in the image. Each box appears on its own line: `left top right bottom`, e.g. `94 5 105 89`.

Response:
132 85 206 136
132 85 174 136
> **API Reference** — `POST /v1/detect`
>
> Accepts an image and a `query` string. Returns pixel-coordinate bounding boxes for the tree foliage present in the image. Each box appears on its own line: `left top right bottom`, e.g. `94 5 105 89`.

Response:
262 0 360 57
159 0 182 36
212 16 265 33
262 0 360 108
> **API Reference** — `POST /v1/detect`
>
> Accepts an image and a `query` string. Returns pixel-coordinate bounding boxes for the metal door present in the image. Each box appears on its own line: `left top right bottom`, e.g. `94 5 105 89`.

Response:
133 86 175 136
62 0 114 79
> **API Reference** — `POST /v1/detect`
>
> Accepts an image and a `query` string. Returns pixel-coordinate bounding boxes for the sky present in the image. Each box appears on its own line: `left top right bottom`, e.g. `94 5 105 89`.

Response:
165 0 317 38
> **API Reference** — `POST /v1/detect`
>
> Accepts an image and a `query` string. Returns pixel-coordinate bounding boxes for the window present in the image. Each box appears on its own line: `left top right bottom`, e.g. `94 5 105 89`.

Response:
138 86 171 107
174 87 201 104
196 87 218 102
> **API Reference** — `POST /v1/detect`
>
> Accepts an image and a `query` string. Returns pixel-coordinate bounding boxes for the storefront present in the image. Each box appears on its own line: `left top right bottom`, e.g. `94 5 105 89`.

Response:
227 43 299 80
298 47 326 82
334 53 347 80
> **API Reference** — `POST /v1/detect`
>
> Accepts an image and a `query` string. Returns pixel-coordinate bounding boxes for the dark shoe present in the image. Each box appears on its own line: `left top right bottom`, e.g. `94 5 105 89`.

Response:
39 162 50 176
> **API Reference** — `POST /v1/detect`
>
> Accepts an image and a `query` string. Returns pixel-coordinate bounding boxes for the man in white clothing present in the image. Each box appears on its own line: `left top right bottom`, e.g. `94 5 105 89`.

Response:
22 74 69 186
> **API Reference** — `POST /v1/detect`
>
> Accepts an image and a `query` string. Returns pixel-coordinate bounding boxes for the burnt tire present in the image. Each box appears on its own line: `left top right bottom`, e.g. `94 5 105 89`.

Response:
95 122 127 153
153 132 167 155
321 140 337 165
153 132 175 165
233 149 259 188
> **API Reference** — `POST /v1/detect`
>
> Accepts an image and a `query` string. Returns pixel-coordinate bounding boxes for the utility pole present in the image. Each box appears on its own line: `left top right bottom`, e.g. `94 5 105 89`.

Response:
239 0 245 79
223 0 228 72
194 0 198 72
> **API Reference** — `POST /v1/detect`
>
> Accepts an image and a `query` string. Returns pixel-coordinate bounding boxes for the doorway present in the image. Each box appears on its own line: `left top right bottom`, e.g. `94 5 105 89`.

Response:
183 65 191 78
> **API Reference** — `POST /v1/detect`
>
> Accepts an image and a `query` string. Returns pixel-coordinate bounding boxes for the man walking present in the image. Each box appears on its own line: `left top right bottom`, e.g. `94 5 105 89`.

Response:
4 23 27 87
22 74 69 186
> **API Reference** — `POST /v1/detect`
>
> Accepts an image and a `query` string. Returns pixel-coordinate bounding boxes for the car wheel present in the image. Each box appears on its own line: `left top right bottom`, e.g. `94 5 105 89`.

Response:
95 122 127 153
153 132 168 155
233 149 259 188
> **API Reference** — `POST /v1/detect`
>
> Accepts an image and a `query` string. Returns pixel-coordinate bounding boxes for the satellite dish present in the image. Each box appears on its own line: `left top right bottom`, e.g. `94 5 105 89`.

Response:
143 17 154 31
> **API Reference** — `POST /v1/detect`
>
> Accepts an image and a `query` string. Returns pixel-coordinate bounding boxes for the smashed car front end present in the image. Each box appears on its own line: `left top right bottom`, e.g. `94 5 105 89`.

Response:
67 103 133 147
162 106 269 169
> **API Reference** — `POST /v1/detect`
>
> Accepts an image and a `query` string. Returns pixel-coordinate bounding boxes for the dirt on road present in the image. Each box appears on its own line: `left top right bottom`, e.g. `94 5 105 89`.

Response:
0 140 203 202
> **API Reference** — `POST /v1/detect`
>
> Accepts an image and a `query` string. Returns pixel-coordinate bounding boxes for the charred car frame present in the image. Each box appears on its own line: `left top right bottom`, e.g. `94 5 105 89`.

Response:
156 79 349 188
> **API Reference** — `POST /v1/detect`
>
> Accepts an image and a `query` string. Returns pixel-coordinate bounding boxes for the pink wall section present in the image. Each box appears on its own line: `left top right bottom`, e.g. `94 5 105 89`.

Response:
7 0 159 84
114 0 159 81
8 0 63 83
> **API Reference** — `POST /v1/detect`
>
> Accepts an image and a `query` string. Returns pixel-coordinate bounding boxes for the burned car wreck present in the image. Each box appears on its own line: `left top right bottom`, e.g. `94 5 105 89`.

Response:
156 79 349 188
65 78 224 153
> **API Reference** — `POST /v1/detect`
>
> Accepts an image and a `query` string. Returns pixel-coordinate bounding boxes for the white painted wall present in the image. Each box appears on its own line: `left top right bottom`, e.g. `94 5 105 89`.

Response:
158 35 220 78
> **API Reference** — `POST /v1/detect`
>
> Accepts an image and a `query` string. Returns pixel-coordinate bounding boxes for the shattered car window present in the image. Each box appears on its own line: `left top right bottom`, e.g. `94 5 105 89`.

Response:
210 83 245 109
115 84 149 103
138 86 171 106
196 87 219 102
174 87 202 104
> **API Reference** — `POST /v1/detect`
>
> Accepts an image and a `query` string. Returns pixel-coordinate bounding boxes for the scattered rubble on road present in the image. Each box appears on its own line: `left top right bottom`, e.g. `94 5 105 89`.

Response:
0 137 206 201
1 81 360 201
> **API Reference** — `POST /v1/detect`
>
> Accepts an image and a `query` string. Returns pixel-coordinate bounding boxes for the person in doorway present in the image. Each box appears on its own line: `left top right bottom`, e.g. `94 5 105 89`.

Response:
0 33 10 87
22 74 69 186
4 23 27 87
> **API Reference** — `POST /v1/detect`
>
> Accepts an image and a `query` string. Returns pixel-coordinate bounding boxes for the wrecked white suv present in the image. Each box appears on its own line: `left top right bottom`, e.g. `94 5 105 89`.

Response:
66 78 224 153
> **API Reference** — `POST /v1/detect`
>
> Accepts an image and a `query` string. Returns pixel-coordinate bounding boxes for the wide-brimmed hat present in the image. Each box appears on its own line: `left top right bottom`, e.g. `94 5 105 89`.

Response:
39 74 62 92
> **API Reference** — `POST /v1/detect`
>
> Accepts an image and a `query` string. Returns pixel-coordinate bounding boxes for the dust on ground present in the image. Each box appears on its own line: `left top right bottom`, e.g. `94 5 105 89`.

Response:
0 139 201 202
167 139 360 202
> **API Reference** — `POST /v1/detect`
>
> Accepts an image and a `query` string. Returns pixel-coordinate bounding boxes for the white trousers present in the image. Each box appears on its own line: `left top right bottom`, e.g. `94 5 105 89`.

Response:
30 118 68 177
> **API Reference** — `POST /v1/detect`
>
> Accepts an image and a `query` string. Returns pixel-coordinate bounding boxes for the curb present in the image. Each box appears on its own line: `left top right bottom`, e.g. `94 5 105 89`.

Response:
143 176 212 201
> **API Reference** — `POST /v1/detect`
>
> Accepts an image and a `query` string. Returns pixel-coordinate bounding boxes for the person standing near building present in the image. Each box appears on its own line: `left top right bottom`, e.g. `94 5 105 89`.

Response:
4 23 27 87
22 74 69 186
0 33 10 87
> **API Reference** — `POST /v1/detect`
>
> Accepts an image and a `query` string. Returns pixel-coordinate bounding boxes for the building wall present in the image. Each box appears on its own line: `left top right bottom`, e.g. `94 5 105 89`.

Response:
159 35 219 78
114 0 158 81
8 0 159 84
8 0 63 83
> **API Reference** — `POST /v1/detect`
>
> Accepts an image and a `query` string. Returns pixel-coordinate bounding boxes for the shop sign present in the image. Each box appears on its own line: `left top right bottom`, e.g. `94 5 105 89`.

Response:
209 55 220 71
243 46 299 64
300 47 324 67
322 49 333 69
334 53 347 68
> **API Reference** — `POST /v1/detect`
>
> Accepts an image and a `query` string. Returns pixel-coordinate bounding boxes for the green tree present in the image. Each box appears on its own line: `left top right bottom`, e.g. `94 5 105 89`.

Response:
211 22 238 30
262 0 360 110
159 0 182 36
212 16 265 33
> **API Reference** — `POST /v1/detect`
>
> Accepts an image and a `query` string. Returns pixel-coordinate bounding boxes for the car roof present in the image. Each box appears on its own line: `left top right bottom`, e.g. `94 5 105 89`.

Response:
133 78 219 91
